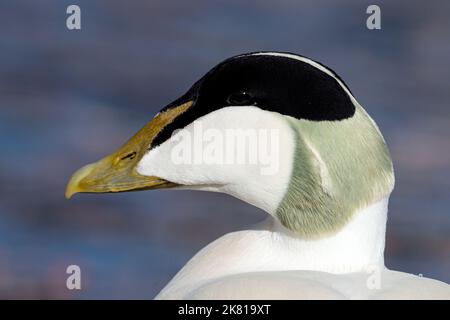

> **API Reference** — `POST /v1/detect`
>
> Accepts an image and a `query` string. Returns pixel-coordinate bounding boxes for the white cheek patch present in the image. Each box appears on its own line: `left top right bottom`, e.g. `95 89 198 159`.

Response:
165 121 281 175
136 106 296 214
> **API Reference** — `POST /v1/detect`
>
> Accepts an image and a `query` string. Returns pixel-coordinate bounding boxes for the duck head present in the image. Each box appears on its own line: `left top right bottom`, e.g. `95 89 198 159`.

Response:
66 52 394 238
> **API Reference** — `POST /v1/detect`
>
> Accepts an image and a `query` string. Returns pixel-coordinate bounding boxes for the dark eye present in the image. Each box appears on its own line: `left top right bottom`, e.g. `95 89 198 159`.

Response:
227 91 253 105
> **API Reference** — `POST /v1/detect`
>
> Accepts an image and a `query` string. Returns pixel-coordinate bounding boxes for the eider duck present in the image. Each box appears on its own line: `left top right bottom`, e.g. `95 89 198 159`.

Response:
66 52 450 299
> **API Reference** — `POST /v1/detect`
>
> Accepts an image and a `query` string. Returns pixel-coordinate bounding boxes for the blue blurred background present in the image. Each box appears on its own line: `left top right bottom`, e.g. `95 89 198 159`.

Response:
0 0 449 298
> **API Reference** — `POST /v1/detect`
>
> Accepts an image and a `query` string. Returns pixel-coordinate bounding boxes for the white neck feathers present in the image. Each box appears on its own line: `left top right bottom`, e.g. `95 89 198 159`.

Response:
267 197 388 273
156 197 388 298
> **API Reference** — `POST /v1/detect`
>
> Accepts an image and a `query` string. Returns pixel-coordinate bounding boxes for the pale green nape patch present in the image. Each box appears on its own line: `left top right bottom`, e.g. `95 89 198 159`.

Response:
276 104 395 239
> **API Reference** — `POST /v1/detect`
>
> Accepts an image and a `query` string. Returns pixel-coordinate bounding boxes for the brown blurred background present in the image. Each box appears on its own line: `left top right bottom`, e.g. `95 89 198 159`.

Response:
0 0 449 298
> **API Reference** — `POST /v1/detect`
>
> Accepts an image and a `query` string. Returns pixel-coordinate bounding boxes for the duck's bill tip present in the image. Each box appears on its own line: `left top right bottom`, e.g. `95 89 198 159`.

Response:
65 162 97 200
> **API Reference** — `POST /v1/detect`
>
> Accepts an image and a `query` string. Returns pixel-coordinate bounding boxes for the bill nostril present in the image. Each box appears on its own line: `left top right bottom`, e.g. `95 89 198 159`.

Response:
121 152 137 161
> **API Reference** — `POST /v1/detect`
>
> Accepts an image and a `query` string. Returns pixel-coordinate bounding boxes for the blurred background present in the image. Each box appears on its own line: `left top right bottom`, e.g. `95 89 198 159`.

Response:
0 0 449 299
